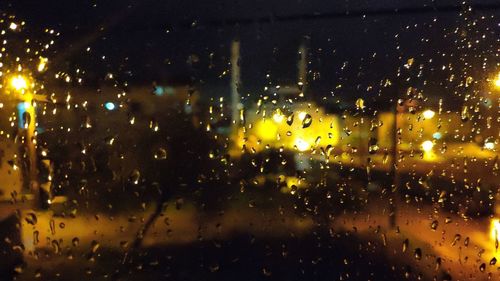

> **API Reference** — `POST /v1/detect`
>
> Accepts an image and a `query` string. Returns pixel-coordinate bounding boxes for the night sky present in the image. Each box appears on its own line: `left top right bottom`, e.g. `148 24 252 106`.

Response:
1 0 499 108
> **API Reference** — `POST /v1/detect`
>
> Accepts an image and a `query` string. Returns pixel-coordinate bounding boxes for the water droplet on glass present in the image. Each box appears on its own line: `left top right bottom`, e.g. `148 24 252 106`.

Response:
479 263 486 272
451 234 461 246
430 220 438 231
209 263 219 272
355 98 365 110
405 57 414 68
414 248 422 260
368 138 379 154
286 114 294 126
14 265 23 274
402 239 409 253
461 106 469 122
435 257 441 271
50 219 56 235
52 240 61 254
33 230 39 245
154 147 167 160
129 169 140 185
25 212 37 225
301 114 312 128
90 240 100 253
262 267 272 276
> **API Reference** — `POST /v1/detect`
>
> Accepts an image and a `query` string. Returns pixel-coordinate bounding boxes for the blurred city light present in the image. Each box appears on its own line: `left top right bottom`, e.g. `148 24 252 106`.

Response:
9 22 18 31
295 138 310 151
37 57 48 72
494 72 500 89
490 219 500 242
421 140 434 152
484 141 495 150
422 109 435 119
10 75 29 91
256 120 278 141
273 112 284 123
298 111 307 121
104 102 116 111
432 132 442 140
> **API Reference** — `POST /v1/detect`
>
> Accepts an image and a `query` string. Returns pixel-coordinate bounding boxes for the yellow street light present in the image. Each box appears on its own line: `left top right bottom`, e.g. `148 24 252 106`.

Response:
421 140 437 162
38 57 48 72
256 120 278 141
422 109 435 119
273 109 284 123
9 22 18 31
10 75 29 91
484 141 495 150
494 72 500 89
295 138 310 152
298 111 307 121
273 113 284 123
421 140 434 152
490 219 500 242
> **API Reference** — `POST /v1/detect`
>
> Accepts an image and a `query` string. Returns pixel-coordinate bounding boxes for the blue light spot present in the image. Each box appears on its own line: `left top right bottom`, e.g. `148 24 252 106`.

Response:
104 102 116 111
17 102 27 128
432 132 442 140
153 86 165 96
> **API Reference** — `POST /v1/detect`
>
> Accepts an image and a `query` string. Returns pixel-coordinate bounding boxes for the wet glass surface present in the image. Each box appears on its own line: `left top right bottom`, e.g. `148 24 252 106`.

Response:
0 1 499 280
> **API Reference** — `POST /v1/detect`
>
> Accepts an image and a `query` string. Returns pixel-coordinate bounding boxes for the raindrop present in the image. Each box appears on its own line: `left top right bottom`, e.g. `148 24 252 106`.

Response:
262 267 272 277
14 265 23 274
72 237 80 247
414 248 422 260
465 76 473 87
405 57 414 68
52 240 61 254
404 266 411 278
120 241 129 249
479 263 486 272
460 106 469 122
90 240 100 253
50 219 56 235
355 98 365 110
154 147 167 160
435 257 441 271
430 220 438 231
301 114 312 128
451 234 461 246
490 257 497 265
129 169 140 185
33 230 39 246
25 212 37 225
402 239 409 253
297 81 304 91
149 119 159 132
368 138 379 154
208 263 219 272
286 114 294 126
104 136 116 146
83 116 92 129
22 112 31 128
